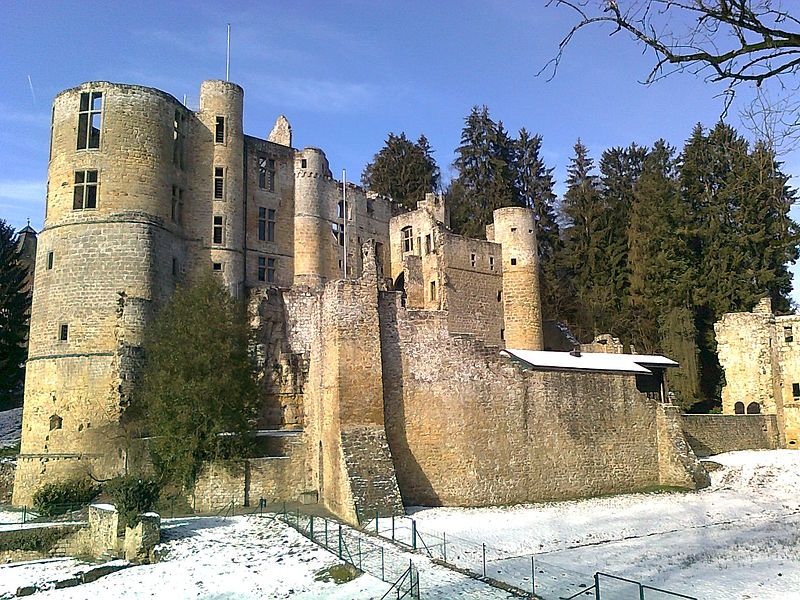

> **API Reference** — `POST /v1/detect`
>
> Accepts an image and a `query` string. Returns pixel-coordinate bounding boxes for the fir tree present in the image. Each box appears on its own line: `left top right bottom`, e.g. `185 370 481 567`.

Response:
0 220 31 409
362 132 440 211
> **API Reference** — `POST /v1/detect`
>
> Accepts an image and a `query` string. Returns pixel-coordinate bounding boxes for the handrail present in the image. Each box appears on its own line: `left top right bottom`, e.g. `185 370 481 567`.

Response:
559 583 597 600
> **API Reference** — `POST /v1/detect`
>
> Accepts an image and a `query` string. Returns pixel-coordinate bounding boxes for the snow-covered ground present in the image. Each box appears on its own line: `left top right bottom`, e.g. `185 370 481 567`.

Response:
0 407 22 448
408 450 800 600
1 450 796 599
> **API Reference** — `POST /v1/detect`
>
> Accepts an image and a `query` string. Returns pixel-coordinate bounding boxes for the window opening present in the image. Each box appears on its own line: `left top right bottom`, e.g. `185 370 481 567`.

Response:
73 170 98 210
258 207 267 241
172 257 178 276
425 234 432 254
268 209 276 242
212 215 224 245
734 401 745 414
471 253 477 267
77 91 102 150
258 157 276 191
510 257 517 266
215 116 225 143
430 280 437 301
59 324 69 341
489 256 495 271
214 167 224 199
785 326 793 343
50 415 63 431
793 383 800 399
267 257 276 283
212 262 223 271
367 200 375 216
331 223 344 245
47 251 54 270
301 158 307 168
497 290 502 302
746 402 761 414
401 226 413 253
173 110 185 168
258 256 266 282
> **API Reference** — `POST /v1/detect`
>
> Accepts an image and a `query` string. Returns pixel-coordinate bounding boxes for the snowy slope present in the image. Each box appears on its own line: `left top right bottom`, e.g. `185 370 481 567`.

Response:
0 407 22 448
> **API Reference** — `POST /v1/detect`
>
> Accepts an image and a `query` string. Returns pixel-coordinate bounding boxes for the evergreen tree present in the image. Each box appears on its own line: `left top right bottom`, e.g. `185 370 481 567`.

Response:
0 220 31 409
135 275 259 488
450 106 519 237
362 132 440 211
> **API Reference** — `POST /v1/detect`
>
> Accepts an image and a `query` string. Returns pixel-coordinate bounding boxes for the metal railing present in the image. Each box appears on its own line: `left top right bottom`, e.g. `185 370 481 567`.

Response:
278 506 420 599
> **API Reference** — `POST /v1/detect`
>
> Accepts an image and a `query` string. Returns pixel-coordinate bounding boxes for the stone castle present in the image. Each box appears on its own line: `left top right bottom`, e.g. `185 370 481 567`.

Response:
12 79 709 522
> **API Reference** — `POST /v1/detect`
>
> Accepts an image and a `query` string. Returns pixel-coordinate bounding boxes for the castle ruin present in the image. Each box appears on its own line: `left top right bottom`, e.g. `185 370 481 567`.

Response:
12 80 708 521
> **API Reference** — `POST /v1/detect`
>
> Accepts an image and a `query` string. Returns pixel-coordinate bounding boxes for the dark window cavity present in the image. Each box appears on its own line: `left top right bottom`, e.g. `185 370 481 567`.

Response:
793 383 800 399
489 256 495 271
215 116 225 143
258 256 266 282
267 257 276 283
734 401 745 414
212 215 223 245
301 158 307 168
212 262 223 271
785 326 793 343
471 253 477 267
49 415 63 431
173 110 185 168
47 251 54 270
77 91 102 150
268 209 276 242
510 258 517 266
214 167 224 199
258 207 267 241
401 226 413 253
746 402 761 414
172 257 178 276
258 156 276 191
73 170 98 210
171 186 184 223
59 324 69 341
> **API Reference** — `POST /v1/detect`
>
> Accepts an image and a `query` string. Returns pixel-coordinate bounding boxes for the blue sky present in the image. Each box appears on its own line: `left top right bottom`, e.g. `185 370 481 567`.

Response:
2 0 798 298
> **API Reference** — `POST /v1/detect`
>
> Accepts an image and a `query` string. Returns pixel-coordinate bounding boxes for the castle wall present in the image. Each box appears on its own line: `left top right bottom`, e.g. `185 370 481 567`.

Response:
379 292 704 507
681 414 780 457
775 315 800 448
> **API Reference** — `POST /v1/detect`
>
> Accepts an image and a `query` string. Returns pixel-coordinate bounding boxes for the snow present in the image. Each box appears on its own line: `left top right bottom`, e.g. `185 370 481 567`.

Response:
0 407 22 448
503 349 676 374
406 450 800 600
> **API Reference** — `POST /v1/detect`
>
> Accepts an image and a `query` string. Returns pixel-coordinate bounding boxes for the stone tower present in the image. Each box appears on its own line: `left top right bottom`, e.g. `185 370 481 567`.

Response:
13 82 191 505
492 207 543 350
293 148 333 287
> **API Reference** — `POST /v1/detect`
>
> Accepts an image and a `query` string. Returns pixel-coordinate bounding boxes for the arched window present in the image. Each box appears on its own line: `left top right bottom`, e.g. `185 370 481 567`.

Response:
746 402 761 414
734 402 745 415
49 414 63 431
401 226 414 253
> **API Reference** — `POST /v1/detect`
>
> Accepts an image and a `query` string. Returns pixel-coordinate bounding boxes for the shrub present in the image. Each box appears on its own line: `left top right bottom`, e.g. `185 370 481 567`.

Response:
105 475 160 528
32 479 100 517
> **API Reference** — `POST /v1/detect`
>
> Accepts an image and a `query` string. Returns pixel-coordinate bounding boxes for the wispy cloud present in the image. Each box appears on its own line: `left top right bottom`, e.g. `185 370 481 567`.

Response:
0 181 45 230
0 180 46 203
247 75 381 114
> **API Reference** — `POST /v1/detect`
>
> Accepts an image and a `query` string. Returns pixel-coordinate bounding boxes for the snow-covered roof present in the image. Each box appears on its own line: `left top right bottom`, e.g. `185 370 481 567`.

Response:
502 349 678 375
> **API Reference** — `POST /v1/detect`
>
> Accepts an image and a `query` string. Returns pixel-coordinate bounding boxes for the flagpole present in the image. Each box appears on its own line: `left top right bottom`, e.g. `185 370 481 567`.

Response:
226 23 231 81
342 169 347 278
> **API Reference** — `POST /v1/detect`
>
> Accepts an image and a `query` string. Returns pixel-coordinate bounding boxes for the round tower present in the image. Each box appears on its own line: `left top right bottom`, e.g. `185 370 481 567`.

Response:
13 82 187 505
194 80 245 296
492 207 544 350
293 147 332 287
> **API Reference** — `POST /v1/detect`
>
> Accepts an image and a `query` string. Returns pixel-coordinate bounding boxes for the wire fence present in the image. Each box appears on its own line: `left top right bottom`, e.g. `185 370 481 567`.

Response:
363 513 696 600
279 507 420 599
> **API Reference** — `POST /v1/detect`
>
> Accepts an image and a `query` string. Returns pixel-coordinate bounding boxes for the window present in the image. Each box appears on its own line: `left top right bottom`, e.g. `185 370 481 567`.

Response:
489 256 495 271
301 158 307 168
173 110 185 168
59 324 69 341
172 257 178 277
171 186 184 223
214 167 225 199
215 116 225 143
401 226 413 253
337 201 344 219
500 328 505 341
259 157 276 192
793 383 800 399
213 215 224 245
430 280 437 301
49 415 63 431
212 262 223 271
77 91 102 150
73 170 98 210
268 209 276 242
785 326 794 343
47 251 54 270
258 256 266 282
510 227 517 233
510 258 517 266
331 223 344 246
425 235 433 255
497 290 502 302
746 402 761 414
734 401 745 415
367 200 375 216
268 257 276 283
471 253 477 267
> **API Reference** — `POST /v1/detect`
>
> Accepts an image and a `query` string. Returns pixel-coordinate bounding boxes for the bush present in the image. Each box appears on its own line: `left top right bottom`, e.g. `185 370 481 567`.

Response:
105 475 160 528
32 479 100 516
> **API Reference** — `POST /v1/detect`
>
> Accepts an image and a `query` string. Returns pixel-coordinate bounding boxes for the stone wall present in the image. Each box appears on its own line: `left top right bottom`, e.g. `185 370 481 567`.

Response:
379 292 705 507
681 414 780 457
0 461 15 504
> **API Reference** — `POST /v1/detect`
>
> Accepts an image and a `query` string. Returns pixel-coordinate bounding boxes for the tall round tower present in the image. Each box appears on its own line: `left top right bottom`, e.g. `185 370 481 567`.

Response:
192 80 245 296
13 82 188 505
492 207 544 350
293 147 332 287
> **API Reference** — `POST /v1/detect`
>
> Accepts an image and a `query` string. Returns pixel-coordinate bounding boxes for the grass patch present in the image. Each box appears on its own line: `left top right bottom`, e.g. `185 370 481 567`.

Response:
314 564 359 584
0 526 75 553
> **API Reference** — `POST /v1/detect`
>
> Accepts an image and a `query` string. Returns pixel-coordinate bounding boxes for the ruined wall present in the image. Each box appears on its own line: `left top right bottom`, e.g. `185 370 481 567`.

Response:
379 292 704 507
681 414 780 457
775 315 800 448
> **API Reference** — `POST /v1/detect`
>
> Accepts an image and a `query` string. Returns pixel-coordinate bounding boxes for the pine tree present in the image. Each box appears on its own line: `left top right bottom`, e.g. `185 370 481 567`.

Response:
362 132 440 211
135 275 259 488
0 220 31 409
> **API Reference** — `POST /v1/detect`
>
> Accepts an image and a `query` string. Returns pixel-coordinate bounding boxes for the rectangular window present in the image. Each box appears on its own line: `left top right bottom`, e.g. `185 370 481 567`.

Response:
367 199 375 216
73 170 98 210
77 91 102 150
214 167 224 199
785 326 793 343
258 207 267 241
268 257 276 283
510 257 517 266
401 226 413 253
212 262 223 271
489 256 495 271
171 185 184 223
425 234 432 254
430 280 437 301
212 215 224 245
793 383 800 399
59 324 69 341
172 257 178 276
331 223 344 246
173 110 185 168
258 157 275 191
258 256 266 282
301 158 307 168
471 253 477 267
267 208 276 242
215 116 225 143
47 251 54 270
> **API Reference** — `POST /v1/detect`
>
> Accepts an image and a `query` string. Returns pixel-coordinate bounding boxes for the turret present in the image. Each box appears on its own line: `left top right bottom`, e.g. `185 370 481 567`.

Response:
492 207 543 350
293 147 332 287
